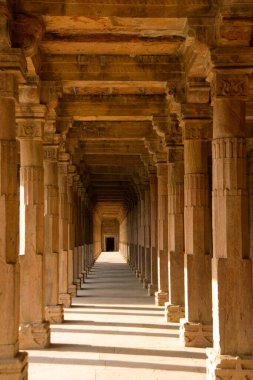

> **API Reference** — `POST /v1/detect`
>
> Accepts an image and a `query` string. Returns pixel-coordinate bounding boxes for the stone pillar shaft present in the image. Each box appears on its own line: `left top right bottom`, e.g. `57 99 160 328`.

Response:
66 170 77 297
165 147 185 322
180 111 212 348
144 187 151 288
155 162 169 306
148 173 158 296
207 72 253 380
18 98 50 349
44 146 64 323
0 71 28 379
58 155 72 307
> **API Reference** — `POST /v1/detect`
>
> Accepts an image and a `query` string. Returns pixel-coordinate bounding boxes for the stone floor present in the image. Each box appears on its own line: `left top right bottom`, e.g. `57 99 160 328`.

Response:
27 252 206 380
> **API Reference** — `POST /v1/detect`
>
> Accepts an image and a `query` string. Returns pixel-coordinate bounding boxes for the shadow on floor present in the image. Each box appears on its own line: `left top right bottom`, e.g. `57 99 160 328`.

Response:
46 343 206 359
28 356 206 373
51 327 178 338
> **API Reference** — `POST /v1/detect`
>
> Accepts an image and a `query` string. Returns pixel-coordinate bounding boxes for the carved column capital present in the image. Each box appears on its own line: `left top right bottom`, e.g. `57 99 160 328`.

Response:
167 146 184 163
43 145 58 162
181 103 212 141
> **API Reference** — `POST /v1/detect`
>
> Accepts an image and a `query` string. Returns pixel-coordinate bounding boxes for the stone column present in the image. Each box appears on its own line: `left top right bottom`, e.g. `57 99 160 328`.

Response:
73 174 82 290
132 202 139 273
165 146 185 322
144 186 151 289
66 166 77 297
0 72 28 378
148 171 158 296
136 198 141 278
155 162 169 306
139 188 146 284
77 184 85 279
180 102 212 348
44 143 64 323
58 152 72 307
17 86 50 349
207 71 253 379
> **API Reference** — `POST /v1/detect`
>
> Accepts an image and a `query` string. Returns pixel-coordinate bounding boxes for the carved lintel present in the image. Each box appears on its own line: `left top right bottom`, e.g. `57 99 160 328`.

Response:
207 350 253 380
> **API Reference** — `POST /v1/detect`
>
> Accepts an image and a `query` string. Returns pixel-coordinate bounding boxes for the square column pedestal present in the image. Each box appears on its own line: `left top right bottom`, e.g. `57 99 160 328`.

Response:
0 352 28 380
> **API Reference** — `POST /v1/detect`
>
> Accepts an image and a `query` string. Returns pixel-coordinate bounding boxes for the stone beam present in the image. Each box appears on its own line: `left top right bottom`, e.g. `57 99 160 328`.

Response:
16 1 216 18
80 141 148 155
41 35 184 55
40 55 182 82
82 154 143 166
57 94 167 117
69 120 153 140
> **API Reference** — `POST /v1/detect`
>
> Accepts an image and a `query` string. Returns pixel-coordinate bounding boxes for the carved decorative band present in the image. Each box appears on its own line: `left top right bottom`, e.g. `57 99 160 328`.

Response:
215 74 248 99
44 146 58 161
168 183 184 214
20 166 43 205
212 138 247 192
17 123 42 139
184 174 209 207
183 121 211 141
212 138 246 159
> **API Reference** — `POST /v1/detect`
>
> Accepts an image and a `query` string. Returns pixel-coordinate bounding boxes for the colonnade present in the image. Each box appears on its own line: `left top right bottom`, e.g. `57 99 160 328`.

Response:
119 72 253 379
0 20 253 380
0 74 96 379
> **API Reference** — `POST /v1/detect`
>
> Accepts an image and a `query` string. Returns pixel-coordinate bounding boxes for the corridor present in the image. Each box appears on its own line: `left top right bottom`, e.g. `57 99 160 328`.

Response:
27 252 206 380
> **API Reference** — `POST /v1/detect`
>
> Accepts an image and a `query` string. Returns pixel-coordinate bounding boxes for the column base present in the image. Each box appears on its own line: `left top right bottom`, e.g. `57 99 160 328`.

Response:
143 279 150 290
0 352 28 380
164 303 185 323
148 283 157 296
68 284 77 297
59 293 72 308
73 278 81 290
45 305 64 324
82 270 87 279
180 319 213 347
138 275 144 283
207 350 253 380
155 291 168 306
135 270 140 278
19 321 50 349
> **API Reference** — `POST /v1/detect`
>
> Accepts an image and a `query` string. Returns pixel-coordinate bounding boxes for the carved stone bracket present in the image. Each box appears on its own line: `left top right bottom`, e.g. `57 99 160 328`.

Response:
11 14 44 57
0 0 11 49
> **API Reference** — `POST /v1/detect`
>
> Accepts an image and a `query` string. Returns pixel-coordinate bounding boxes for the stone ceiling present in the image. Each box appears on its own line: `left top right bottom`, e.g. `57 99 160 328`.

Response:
11 0 253 221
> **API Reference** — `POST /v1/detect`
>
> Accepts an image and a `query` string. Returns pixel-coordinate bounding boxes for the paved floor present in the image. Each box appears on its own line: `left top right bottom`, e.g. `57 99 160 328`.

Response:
27 252 207 380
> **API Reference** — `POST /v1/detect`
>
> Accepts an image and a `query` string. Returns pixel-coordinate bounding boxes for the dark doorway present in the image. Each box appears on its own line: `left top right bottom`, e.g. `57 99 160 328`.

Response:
106 237 115 251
